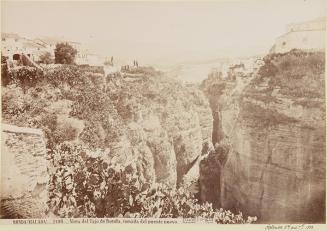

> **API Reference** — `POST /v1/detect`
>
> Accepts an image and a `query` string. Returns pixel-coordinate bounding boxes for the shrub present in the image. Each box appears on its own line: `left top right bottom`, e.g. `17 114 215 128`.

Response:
1 85 31 122
53 122 79 144
43 65 84 87
47 142 257 223
86 73 105 87
8 66 44 91
254 50 325 99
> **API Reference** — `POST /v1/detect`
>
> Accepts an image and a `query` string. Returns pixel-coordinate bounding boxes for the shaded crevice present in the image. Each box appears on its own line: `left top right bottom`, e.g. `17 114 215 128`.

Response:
212 108 224 146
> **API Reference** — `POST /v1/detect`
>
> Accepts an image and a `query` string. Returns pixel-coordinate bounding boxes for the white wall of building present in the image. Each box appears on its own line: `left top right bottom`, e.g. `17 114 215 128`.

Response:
286 19 326 33
272 30 325 53
2 35 103 66
1 37 24 57
271 18 326 54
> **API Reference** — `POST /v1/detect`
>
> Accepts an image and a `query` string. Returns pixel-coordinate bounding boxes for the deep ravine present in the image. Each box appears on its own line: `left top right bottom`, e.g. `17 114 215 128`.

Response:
198 50 326 223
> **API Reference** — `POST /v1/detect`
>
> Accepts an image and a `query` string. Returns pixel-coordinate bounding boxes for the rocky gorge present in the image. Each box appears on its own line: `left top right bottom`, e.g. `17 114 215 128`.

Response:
1 50 325 222
199 50 326 223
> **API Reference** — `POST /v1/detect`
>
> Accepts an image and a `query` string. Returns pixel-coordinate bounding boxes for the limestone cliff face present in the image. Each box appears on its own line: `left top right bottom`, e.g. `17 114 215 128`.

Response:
100 74 213 187
200 51 326 223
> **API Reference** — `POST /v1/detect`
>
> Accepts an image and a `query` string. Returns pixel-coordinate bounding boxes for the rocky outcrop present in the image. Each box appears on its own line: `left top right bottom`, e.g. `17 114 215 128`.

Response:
1 124 48 218
200 51 326 223
101 74 213 187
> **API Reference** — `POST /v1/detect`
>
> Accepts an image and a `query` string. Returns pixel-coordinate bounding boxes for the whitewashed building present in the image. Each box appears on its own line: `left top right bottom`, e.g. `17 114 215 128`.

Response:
1 33 47 62
270 17 326 53
2 33 104 66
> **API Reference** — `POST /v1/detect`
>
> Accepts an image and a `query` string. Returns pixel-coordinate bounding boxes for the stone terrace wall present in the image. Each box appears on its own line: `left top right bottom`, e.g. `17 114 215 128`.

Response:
1 124 48 218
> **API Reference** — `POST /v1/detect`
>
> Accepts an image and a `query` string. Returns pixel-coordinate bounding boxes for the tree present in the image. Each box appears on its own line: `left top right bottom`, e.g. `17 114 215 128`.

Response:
54 42 77 64
39 52 54 64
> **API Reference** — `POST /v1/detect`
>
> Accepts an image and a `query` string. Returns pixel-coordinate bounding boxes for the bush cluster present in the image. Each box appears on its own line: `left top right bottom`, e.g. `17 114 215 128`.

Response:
43 65 85 87
254 50 325 99
3 65 87 90
258 49 325 79
7 66 44 91
48 142 256 223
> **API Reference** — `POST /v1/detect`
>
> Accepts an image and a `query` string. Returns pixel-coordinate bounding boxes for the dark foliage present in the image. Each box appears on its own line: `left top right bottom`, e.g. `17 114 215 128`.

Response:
47 142 256 223
54 43 78 64
7 67 44 91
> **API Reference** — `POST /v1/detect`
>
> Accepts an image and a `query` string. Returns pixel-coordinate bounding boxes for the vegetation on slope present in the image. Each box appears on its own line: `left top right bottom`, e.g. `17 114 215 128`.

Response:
241 49 325 127
48 142 255 223
1 64 255 222
254 49 325 100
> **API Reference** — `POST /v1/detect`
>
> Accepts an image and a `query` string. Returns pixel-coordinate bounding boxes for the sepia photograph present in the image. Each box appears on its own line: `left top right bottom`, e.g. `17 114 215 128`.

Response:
0 0 326 227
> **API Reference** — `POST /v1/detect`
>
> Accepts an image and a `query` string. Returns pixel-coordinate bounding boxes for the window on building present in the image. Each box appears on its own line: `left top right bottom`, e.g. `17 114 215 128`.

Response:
15 39 18 42
2 38 5 41
282 42 286 46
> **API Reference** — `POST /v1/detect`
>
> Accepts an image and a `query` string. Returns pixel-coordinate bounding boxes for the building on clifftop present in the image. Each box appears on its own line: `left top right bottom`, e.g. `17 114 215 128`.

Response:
270 17 326 53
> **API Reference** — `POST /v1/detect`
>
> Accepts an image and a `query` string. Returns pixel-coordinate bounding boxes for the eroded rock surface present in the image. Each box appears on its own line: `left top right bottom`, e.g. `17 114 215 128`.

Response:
101 75 213 187
200 51 326 223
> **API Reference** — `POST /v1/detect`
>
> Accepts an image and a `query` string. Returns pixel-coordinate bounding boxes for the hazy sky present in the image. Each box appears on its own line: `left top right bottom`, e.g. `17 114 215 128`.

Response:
1 0 326 65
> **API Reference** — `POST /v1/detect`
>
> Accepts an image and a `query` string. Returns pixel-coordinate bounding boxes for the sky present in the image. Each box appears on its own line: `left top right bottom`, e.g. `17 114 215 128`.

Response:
1 0 326 66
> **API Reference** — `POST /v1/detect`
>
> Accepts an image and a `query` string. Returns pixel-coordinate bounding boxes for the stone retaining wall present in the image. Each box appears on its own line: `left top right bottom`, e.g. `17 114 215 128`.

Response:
1 124 48 218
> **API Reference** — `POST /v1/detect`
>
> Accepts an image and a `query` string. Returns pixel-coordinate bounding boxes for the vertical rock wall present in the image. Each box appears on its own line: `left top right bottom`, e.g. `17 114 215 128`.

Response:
223 120 325 223
199 51 326 223
1 124 48 218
